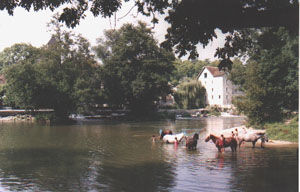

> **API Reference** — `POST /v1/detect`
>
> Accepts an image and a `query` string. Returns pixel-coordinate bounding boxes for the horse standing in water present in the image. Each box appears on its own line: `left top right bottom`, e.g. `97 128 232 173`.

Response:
185 133 199 150
205 134 237 152
159 129 173 139
237 131 268 148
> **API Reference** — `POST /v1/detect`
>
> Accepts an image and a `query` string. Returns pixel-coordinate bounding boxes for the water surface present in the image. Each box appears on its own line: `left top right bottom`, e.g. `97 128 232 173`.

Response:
0 117 297 191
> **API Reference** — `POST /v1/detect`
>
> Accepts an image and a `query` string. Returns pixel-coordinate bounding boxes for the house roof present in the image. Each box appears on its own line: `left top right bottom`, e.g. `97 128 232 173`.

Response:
206 66 225 77
197 66 225 79
47 36 58 47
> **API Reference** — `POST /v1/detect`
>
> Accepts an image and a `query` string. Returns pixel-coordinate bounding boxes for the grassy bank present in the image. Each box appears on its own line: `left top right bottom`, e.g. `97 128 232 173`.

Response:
264 115 298 143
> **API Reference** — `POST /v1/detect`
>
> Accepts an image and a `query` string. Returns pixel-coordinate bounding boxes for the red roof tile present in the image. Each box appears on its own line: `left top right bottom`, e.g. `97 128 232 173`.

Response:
205 66 225 77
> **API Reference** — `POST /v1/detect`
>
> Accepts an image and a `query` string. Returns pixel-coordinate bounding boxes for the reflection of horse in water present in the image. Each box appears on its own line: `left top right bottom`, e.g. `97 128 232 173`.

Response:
205 134 237 152
237 131 268 148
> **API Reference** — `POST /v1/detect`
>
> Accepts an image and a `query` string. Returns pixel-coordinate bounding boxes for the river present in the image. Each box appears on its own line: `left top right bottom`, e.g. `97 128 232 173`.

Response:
0 117 297 191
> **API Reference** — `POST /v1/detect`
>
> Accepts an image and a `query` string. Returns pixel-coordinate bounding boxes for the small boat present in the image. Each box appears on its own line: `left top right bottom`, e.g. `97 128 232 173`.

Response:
163 133 185 144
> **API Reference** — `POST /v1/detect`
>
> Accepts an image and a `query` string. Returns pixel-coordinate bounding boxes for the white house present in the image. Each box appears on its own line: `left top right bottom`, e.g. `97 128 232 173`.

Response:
197 66 243 108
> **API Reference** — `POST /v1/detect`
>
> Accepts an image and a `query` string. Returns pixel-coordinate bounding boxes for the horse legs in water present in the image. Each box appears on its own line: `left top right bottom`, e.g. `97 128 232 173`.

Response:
231 141 237 152
260 136 267 148
239 136 266 149
217 146 222 152
239 140 243 148
230 146 235 152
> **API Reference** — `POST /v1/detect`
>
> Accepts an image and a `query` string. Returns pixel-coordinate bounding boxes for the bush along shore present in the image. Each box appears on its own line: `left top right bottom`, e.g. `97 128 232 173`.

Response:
264 115 298 143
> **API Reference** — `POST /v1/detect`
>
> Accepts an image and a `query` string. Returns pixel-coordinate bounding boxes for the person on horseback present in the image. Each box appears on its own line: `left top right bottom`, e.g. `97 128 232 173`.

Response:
205 134 237 152
219 134 225 152
231 131 235 138
220 134 225 146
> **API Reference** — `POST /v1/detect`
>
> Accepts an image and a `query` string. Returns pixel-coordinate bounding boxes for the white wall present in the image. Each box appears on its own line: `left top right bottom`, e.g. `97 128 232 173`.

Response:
198 68 225 106
198 67 245 108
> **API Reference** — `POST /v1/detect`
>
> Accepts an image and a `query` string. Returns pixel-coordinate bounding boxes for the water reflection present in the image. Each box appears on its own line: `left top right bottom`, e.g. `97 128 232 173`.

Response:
0 117 297 192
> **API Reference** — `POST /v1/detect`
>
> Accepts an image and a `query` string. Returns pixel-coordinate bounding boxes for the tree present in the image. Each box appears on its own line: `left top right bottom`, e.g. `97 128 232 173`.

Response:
94 22 175 116
161 0 298 64
0 43 40 70
171 59 219 86
228 59 246 89
0 0 298 67
171 59 206 86
174 80 206 109
2 18 103 120
232 27 298 124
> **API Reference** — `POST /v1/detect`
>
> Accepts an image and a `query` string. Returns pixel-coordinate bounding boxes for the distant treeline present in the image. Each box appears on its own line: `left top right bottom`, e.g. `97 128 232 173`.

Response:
0 16 298 125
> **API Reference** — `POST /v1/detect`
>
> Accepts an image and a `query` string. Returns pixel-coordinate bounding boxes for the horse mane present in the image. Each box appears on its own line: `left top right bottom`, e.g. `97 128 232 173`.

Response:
205 133 220 143
209 134 220 139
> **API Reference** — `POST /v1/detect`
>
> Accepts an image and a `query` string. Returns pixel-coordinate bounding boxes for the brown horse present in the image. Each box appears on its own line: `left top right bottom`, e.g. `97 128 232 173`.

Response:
185 133 199 150
205 134 237 152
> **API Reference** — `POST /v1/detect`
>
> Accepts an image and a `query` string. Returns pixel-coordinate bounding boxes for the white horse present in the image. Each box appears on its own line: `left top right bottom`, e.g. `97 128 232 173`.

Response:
163 133 185 144
237 130 268 148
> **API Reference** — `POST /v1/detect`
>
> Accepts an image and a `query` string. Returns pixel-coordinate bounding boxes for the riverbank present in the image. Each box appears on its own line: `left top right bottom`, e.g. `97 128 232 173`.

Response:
239 139 298 148
264 115 298 143
0 115 35 123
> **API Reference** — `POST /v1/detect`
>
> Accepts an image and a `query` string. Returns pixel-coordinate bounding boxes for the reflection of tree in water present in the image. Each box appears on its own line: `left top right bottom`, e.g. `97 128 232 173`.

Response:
0 124 104 191
96 162 176 191
0 122 177 192
0 146 176 192
0 147 91 191
228 148 298 192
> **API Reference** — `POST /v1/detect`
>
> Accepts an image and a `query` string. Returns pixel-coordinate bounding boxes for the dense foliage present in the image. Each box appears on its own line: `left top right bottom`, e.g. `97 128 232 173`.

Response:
0 0 297 68
228 59 246 89
3 18 103 121
174 80 206 109
94 22 175 116
171 59 218 86
0 43 40 70
232 27 298 124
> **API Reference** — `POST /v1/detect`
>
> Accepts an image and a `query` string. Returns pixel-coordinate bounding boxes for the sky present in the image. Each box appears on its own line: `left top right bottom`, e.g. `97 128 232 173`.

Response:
0 2 225 61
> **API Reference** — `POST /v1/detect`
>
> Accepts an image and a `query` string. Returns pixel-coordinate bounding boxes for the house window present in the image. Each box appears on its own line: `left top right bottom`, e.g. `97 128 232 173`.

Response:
212 95 213 99
204 73 207 78
226 87 228 92
226 95 228 99
212 88 213 92
212 80 213 84
219 95 221 99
